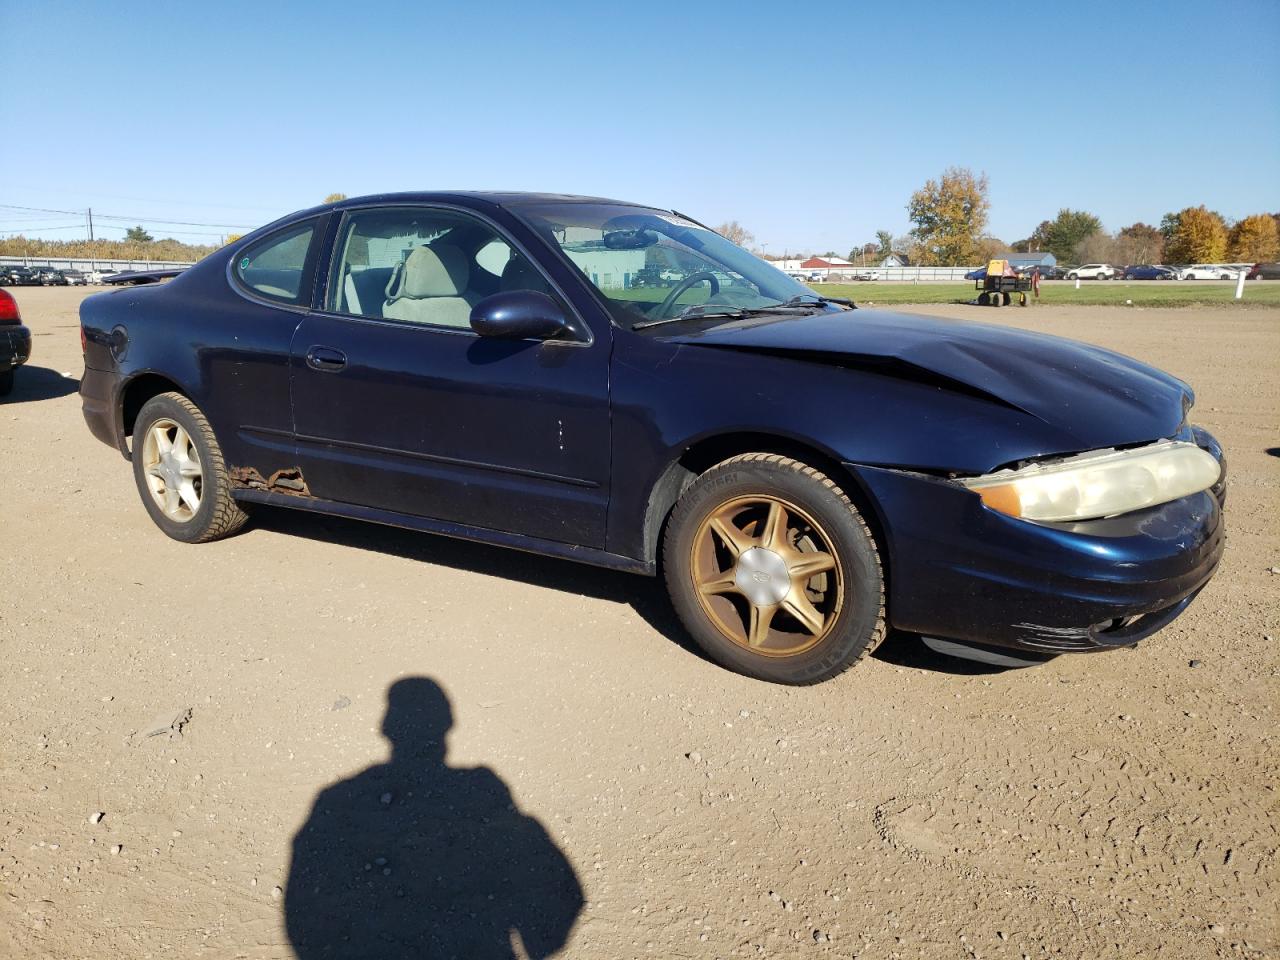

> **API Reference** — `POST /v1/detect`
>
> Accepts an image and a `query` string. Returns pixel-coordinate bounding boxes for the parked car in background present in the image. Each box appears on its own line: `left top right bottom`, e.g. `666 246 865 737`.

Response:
1065 264 1116 280
1179 265 1240 280
36 267 68 286
1245 262 1279 280
1 266 40 286
79 190 1227 684
1016 265 1063 280
1122 265 1178 280
62 269 89 286
1 288 32 396
85 268 117 284
850 270 880 281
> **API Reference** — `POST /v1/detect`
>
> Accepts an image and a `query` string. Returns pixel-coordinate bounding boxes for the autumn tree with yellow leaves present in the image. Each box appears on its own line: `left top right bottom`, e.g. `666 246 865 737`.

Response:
1164 206 1228 263
1227 214 1279 262
906 167 990 266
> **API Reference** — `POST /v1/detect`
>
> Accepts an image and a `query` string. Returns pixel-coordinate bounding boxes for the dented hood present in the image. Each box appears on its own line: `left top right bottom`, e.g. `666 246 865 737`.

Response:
662 308 1191 448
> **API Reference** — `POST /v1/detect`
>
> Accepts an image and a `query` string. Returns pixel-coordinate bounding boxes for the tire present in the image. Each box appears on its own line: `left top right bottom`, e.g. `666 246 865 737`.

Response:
662 453 886 685
0 369 13 397
131 392 248 543
977 291 990 305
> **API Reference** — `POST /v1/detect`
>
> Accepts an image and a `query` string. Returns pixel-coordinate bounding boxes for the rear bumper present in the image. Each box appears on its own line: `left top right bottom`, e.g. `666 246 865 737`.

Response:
851 429 1226 655
80 364 125 453
1 324 31 372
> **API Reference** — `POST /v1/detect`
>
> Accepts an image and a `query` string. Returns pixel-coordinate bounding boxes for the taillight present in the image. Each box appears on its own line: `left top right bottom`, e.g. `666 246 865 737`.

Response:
0 289 21 325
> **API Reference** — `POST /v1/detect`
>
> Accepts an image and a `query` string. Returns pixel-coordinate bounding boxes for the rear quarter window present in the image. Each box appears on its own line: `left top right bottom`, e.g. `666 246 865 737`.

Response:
234 219 321 305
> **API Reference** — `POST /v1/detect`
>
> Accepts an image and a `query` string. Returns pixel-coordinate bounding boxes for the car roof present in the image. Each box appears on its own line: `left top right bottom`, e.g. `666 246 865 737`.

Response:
297 191 659 221
339 190 648 207
235 191 669 247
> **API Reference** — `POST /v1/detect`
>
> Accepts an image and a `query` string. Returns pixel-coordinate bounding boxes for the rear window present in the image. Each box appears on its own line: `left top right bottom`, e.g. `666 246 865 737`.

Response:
234 219 320 305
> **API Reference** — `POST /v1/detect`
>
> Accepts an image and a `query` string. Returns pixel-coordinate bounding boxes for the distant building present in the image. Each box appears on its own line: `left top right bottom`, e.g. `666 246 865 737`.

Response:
767 258 806 272
560 226 646 288
881 253 911 267
766 255 874 278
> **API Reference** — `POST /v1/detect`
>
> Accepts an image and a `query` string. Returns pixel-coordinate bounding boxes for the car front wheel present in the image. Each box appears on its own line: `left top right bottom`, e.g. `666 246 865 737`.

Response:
663 453 886 684
131 392 248 543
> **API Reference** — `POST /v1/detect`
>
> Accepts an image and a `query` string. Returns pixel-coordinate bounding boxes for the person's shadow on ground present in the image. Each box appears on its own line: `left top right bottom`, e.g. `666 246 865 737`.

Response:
285 677 583 959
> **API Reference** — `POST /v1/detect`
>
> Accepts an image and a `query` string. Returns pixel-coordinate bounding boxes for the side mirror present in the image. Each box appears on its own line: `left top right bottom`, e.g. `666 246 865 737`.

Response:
470 290 570 341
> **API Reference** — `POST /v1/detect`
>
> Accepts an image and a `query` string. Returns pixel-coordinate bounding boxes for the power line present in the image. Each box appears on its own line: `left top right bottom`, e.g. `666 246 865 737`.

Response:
0 224 89 231
1 223 229 238
0 202 255 229
0 182 284 213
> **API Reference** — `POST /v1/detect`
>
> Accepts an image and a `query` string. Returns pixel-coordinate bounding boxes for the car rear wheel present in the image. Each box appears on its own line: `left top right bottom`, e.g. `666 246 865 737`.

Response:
662 453 885 684
131 392 248 544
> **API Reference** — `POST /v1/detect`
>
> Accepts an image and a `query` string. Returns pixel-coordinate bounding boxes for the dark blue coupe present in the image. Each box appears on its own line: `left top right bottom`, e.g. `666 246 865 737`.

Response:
1122 265 1178 280
79 193 1226 683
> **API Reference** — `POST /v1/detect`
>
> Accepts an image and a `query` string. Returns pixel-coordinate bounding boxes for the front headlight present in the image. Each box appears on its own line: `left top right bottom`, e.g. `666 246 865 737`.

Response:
960 440 1221 522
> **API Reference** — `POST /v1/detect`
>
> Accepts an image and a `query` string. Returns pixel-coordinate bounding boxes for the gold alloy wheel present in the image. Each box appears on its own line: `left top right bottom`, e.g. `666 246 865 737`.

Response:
690 495 844 657
141 417 204 522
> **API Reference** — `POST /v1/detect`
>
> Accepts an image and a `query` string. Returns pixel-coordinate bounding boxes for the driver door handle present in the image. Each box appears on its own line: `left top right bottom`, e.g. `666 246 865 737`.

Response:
306 346 347 372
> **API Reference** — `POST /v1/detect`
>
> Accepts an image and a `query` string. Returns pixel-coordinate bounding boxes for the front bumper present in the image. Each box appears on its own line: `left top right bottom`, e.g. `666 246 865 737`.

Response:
1 324 31 372
851 431 1226 654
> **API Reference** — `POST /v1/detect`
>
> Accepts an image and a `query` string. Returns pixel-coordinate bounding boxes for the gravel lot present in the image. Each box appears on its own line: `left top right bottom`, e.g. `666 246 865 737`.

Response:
1 287 1277 959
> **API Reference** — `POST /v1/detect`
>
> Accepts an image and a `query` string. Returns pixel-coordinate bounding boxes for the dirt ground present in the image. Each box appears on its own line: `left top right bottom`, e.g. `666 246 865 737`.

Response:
1 287 1276 959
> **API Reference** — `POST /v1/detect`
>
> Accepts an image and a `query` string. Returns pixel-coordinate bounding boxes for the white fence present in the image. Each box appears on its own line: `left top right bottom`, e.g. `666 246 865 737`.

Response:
836 266 976 282
1 255 195 272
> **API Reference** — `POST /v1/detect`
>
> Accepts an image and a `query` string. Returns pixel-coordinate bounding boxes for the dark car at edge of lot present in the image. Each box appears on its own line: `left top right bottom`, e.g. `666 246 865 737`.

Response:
0 288 32 396
77 192 1227 684
1 265 40 286
1122 265 1178 280
1246 262 1279 280
1012 265 1063 280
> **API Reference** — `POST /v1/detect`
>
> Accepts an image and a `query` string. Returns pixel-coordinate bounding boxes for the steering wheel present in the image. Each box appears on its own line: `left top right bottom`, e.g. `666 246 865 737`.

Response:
655 272 720 319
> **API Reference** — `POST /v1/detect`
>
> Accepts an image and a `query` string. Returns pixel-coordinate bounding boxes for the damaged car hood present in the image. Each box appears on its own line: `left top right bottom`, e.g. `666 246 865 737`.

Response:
661 308 1191 449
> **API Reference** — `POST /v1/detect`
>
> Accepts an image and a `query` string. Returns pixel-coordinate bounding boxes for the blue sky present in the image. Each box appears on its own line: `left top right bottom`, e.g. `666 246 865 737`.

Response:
2 0 1278 254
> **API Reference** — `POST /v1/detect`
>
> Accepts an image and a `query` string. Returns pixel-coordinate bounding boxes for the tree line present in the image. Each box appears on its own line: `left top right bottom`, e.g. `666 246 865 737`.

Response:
757 168 1278 268
0 231 218 262
894 168 1278 266
6 186 1276 268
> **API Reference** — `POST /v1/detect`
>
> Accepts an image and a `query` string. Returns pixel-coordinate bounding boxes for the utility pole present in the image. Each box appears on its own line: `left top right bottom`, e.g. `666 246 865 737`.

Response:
87 208 94 242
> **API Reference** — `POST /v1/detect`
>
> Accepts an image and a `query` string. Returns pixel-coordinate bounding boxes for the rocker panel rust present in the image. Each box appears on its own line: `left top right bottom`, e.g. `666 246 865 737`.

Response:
229 466 311 497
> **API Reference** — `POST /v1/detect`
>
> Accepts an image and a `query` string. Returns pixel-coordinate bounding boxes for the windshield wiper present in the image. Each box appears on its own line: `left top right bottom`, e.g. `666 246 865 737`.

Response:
632 306 746 330
631 300 824 331
780 293 856 309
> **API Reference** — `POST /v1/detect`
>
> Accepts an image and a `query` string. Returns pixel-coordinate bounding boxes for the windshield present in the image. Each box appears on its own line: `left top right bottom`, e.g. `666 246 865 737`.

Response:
512 201 819 330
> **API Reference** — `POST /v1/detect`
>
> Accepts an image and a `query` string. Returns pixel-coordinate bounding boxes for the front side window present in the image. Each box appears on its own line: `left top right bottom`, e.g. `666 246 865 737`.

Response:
234 219 319 305
326 207 554 330
511 202 814 329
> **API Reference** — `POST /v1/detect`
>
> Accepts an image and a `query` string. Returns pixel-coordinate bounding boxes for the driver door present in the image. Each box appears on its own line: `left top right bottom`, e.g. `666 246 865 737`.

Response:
289 204 612 548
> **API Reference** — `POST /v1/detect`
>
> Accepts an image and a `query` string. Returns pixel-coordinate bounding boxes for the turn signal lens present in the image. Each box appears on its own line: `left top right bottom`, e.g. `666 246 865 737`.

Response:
961 440 1221 522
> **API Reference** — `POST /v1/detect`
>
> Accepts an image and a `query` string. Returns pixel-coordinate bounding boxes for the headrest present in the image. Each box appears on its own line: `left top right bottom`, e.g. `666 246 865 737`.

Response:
500 255 542 292
388 244 469 300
